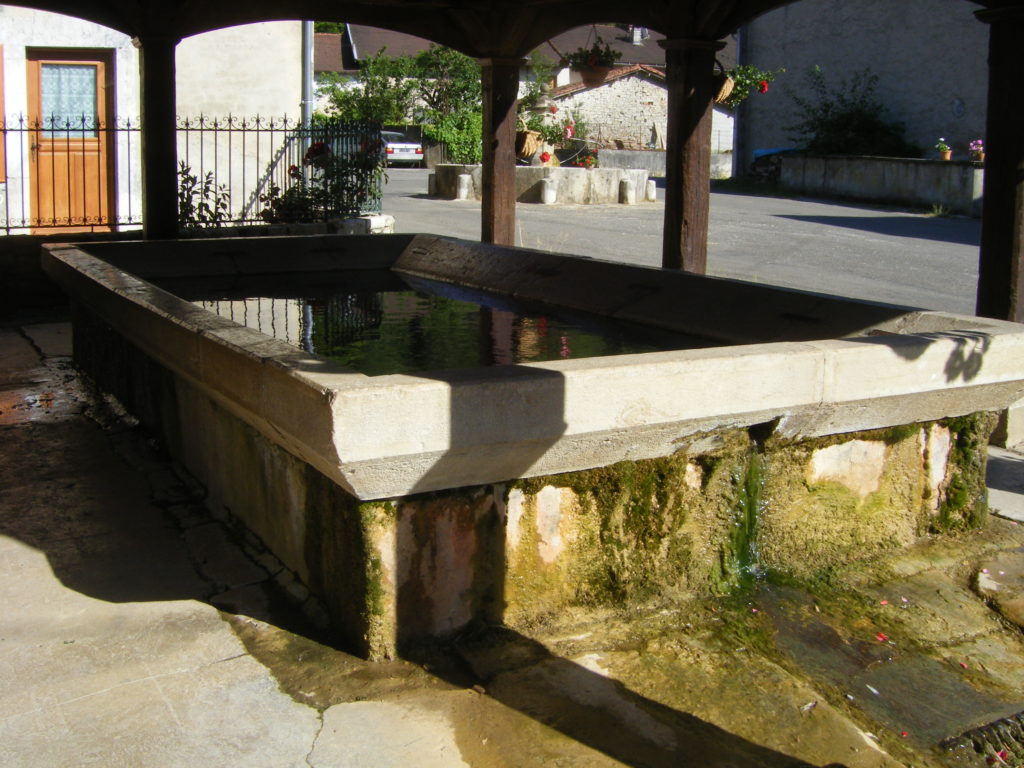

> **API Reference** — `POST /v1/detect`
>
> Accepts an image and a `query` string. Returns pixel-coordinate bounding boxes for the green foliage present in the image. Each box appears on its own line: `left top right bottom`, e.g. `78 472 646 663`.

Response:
521 108 584 148
786 66 922 158
177 161 230 229
423 111 482 163
563 37 619 69
520 52 555 108
313 21 345 34
317 51 417 124
567 148 599 168
720 64 784 109
316 44 483 162
259 138 386 223
411 46 482 161
411 45 481 123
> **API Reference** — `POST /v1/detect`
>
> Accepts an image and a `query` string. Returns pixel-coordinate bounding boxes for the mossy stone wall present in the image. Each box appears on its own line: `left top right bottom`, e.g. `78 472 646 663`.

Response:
71 303 997 657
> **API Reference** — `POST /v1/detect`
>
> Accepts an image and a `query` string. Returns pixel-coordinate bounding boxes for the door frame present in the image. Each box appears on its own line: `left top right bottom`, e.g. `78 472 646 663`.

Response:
26 47 116 232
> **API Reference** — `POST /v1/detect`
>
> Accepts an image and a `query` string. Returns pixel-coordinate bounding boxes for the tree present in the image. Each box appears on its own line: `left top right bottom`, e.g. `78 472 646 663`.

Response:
414 46 482 163
412 45 481 122
316 44 484 163
317 49 417 124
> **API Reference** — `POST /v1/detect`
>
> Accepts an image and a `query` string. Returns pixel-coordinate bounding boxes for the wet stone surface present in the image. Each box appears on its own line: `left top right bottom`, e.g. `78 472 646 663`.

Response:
4 317 1024 767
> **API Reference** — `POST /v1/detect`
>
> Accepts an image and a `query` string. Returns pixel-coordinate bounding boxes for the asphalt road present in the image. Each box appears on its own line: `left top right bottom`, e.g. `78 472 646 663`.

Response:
381 168 982 315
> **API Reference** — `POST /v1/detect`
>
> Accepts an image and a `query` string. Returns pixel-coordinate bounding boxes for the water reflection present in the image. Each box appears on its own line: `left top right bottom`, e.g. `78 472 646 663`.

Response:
173 271 714 376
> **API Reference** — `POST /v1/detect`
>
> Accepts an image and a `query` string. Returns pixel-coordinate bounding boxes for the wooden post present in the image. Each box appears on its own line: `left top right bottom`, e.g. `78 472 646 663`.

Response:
137 34 179 240
658 39 724 272
975 5 1024 321
479 58 521 245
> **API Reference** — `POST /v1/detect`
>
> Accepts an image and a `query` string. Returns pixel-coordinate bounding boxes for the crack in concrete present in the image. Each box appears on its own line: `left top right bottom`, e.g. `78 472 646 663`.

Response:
14 326 47 359
206 652 250 667
305 709 325 767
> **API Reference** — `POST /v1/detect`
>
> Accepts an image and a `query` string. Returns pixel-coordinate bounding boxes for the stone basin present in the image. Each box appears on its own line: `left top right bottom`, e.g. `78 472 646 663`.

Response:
40 233 1024 657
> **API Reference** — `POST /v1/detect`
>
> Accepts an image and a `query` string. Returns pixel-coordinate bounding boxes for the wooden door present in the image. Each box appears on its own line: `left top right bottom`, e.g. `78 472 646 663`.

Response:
27 50 114 232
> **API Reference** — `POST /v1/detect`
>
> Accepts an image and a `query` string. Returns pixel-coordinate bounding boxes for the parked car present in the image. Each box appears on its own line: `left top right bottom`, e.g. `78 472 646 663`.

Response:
382 131 424 167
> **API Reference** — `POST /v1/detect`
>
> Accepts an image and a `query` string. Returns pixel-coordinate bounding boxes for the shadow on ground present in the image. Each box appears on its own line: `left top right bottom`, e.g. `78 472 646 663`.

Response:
774 214 980 247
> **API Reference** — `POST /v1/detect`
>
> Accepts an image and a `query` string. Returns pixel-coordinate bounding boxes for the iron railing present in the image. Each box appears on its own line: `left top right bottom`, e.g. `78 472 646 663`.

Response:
1 115 141 232
1 114 384 234
177 115 384 226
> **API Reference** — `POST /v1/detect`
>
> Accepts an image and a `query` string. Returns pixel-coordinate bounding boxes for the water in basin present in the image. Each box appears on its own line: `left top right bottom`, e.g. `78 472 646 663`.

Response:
157 270 715 376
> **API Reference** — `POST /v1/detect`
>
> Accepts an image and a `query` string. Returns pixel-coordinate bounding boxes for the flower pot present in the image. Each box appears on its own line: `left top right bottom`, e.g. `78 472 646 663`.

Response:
939 150 952 161
972 151 985 163
577 65 612 87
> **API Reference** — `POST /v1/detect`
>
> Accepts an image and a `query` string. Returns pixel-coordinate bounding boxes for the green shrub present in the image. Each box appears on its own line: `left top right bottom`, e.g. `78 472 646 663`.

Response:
787 67 922 158
177 162 230 229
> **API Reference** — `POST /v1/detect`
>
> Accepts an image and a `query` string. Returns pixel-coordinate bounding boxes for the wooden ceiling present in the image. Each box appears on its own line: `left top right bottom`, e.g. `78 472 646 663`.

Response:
2 0 799 53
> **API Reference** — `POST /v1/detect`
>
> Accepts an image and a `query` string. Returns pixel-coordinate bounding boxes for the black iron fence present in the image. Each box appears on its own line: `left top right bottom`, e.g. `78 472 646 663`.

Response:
1 115 384 234
1 115 141 233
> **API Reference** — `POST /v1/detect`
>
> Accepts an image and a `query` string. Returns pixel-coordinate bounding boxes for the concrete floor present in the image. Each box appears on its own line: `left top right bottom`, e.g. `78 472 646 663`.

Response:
3 315 1024 767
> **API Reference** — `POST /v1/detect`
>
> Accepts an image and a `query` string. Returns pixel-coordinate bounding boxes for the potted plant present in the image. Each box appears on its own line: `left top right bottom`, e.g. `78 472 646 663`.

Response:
563 37 619 87
969 139 985 162
936 138 952 161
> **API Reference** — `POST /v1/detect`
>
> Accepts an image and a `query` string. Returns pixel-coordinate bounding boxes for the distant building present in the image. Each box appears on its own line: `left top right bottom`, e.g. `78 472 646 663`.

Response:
1 4 301 231
316 24 736 155
550 64 734 153
737 0 988 169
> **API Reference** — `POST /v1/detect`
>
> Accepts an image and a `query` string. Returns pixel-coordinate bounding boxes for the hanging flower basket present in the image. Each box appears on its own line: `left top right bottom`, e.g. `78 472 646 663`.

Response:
713 61 735 105
577 65 613 88
561 34 619 89
515 117 542 160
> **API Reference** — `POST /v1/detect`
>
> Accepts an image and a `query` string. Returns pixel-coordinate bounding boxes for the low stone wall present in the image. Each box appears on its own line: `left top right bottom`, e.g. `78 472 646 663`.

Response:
432 164 650 204
780 154 985 216
599 149 733 180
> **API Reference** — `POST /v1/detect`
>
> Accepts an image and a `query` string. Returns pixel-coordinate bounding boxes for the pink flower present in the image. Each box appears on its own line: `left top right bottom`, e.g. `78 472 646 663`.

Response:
564 124 575 138
875 632 889 643
539 151 551 163
758 80 769 93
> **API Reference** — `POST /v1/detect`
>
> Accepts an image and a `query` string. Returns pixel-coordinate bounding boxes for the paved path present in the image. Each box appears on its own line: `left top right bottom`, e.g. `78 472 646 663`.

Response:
0 319 638 767
382 169 981 314
5 315 1024 767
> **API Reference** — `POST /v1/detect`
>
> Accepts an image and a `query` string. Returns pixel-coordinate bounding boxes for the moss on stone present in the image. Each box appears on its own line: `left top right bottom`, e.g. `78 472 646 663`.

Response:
935 412 997 531
505 427 767 622
756 429 924 580
304 473 395 658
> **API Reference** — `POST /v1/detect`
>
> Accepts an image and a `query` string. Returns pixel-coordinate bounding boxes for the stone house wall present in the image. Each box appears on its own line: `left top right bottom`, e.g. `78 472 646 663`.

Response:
739 0 988 169
555 73 734 153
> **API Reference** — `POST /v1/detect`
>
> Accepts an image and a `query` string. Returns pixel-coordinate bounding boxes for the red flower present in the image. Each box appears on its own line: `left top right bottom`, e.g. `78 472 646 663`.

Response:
587 54 597 67
288 164 301 179
758 80 769 94
550 105 558 113
539 151 551 163
564 124 575 138
304 141 330 168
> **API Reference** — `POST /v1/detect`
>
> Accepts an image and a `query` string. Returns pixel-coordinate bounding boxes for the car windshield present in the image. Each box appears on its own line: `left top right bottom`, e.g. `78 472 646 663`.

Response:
383 132 409 143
